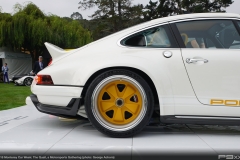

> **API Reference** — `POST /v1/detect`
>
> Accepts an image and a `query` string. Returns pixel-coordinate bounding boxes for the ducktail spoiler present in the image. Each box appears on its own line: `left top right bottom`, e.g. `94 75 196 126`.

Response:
44 42 75 60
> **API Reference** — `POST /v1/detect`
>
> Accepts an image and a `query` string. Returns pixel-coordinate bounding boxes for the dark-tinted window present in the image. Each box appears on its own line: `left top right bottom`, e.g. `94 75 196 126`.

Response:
124 35 146 46
176 20 240 49
122 25 177 48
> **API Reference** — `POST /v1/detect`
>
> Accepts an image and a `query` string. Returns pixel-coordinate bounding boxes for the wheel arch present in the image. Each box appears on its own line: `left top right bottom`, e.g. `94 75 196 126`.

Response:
81 67 159 107
24 76 33 81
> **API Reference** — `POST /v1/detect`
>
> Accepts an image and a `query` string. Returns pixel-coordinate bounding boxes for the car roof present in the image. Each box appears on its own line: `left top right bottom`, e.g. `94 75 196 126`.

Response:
85 13 240 47
150 13 239 24
131 13 240 31
118 13 240 35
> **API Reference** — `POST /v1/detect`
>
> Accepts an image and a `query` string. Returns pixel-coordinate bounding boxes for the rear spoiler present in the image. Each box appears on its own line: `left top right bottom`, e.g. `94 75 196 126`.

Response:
44 42 75 60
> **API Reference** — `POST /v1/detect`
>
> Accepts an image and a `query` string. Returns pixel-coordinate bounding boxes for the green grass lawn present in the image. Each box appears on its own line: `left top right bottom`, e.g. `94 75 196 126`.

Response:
0 83 32 111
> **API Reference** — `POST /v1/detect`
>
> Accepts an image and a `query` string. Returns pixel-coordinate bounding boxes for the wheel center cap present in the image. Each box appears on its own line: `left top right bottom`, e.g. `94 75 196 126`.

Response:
115 98 124 107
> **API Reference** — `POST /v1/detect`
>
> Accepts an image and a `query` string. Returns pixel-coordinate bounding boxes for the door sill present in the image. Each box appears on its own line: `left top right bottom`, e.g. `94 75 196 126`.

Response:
160 115 240 125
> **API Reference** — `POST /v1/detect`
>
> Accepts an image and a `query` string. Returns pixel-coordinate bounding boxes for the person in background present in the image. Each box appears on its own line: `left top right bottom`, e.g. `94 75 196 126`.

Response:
33 56 46 75
2 63 9 84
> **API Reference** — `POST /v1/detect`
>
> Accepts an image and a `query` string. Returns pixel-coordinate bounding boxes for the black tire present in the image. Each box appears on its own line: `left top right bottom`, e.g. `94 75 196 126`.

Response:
24 77 33 86
85 69 154 138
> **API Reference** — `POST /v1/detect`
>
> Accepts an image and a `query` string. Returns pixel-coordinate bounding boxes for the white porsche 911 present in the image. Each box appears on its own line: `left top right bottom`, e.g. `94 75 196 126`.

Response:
26 13 240 137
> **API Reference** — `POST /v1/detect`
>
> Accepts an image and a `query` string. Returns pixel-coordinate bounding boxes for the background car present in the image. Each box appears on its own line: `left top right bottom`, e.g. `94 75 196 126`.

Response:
11 73 28 82
26 13 240 137
15 71 35 86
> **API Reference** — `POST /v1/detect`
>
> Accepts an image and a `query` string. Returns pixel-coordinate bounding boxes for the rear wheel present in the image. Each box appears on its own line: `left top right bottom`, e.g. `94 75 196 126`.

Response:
85 69 154 137
24 77 33 86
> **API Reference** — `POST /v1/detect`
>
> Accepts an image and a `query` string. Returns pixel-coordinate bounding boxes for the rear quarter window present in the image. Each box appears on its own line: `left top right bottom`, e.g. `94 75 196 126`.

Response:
121 25 178 48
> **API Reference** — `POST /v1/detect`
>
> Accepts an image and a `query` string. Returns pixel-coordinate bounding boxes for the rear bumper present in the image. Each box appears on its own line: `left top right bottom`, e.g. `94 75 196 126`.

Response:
28 94 83 119
31 84 83 106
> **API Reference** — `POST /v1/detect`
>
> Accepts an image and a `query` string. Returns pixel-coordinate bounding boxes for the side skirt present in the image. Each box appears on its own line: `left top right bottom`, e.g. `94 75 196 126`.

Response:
160 115 240 125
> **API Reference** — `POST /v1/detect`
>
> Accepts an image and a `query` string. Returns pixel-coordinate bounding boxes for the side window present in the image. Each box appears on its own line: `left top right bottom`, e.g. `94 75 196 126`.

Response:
206 38 216 48
176 20 240 49
122 25 177 48
232 21 240 49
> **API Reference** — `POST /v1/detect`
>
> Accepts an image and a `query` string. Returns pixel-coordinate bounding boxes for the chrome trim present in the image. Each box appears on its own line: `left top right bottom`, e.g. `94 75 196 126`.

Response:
115 98 124 107
168 17 240 24
144 35 147 47
163 51 173 58
186 58 208 64
175 116 240 120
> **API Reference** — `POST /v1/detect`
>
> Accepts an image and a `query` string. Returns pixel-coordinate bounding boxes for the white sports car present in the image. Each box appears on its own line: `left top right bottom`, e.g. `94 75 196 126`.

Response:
26 13 240 137
15 71 35 86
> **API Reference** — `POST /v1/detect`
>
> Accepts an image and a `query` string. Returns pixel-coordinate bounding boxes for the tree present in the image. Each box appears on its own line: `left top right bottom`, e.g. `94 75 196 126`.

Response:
143 0 159 21
78 0 143 39
71 12 83 20
0 2 92 65
144 0 233 18
143 0 176 21
79 0 133 31
77 0 233 40
181 0 233 13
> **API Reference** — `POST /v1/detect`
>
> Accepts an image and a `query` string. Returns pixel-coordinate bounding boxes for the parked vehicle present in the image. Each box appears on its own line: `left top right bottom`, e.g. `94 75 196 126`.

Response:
12 73 28 82
26 13 240 137
15 71 35 86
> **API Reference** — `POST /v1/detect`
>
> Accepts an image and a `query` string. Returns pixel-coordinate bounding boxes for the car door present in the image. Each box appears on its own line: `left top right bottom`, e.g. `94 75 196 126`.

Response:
173 19 240 117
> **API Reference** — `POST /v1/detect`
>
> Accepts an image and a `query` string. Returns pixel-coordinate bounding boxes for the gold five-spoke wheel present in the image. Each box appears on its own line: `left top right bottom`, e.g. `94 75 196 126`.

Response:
91 75 147 132
97 80 142 125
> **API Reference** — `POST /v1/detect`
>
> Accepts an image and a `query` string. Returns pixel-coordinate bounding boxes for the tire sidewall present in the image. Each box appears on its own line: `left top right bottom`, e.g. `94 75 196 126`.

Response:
24 78 33 86
85 69 154 137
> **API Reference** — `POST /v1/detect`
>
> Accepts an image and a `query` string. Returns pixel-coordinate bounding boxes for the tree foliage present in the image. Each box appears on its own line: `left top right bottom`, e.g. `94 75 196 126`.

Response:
71 12 83 20
143 0 233 20
181 0 233 13
143 0 175 21
78 0 144 39
79 0 233 40
0 2 92 62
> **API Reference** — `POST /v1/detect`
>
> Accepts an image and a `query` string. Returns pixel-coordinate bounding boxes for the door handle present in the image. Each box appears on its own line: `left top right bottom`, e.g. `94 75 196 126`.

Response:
186 58 208 64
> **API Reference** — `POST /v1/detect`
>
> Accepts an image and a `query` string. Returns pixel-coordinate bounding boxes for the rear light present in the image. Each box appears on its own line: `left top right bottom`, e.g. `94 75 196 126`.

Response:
35 75 54 85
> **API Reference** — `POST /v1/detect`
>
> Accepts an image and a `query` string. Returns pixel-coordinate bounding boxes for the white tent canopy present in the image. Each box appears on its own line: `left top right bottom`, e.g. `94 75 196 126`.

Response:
0 49 32 79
